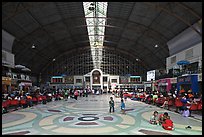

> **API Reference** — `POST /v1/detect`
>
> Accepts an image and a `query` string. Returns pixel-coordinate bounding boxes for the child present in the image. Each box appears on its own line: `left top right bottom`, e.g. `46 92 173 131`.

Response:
121 99 126 114
150 111 159 125
162 116 174 130
109 97 115 113
158 112 168 125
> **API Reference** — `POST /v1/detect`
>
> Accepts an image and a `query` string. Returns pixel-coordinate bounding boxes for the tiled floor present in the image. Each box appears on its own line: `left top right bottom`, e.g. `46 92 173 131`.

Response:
2 94 202 135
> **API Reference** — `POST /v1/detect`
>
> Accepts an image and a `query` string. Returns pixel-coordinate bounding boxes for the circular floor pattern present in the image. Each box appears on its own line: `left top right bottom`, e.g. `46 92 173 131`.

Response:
2 95 202 135
2 113 26 124
2 111 37 128
48 109 62 112
3 131 30 135
78 116 99 121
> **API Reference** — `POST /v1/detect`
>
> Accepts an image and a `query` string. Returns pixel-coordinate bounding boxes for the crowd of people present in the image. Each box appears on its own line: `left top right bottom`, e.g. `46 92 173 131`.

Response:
2 88 94 113
2 87 202 131
111 88 202 130
113 88 202 118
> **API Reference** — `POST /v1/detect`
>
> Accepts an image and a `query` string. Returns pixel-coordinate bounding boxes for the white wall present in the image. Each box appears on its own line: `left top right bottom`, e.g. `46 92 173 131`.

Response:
2 49 15 68
74 75 83 85
166 42 202 73
109 75 119 84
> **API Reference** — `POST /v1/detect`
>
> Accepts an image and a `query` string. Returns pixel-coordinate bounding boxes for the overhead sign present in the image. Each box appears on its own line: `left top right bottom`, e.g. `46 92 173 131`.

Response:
130 76 140 78
52 76 63 78
147 70 155 81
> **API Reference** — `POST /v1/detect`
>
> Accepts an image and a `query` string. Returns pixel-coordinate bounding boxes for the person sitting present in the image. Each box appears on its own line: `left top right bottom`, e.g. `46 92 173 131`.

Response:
175 94 183 113
158 112 168 125
180 95 190 111
150 111 159 125
160 97 168 109
162 116 174 130
181 106 190 117
180 88 185 94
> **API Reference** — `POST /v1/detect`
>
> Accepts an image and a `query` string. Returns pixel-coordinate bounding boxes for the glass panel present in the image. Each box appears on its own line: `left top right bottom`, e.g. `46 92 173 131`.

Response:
83 2 107 47
83 2 108 69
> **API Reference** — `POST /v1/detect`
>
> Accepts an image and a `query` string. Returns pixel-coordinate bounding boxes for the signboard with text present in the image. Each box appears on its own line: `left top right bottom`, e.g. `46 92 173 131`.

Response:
147 70 155 81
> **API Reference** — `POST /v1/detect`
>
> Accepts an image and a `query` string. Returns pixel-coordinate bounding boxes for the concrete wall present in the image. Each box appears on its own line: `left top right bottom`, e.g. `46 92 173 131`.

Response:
166 42 202 73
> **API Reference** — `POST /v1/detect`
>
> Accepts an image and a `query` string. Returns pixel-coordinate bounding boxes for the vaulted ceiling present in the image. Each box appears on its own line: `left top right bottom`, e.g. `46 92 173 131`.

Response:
2 2 202 75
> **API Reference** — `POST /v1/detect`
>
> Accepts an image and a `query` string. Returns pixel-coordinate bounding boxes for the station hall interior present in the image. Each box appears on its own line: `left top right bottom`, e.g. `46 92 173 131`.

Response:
2 2 202 135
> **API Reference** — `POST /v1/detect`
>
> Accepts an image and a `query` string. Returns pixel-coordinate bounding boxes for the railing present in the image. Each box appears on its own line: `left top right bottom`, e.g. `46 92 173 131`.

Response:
156 67 202 79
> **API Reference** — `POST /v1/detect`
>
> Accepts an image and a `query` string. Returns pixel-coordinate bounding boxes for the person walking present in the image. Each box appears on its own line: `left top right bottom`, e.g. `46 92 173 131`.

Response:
109 97 115 113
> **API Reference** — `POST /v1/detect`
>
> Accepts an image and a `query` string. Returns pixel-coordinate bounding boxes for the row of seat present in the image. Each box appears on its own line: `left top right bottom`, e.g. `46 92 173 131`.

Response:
2 95 48 112
129 95 202 111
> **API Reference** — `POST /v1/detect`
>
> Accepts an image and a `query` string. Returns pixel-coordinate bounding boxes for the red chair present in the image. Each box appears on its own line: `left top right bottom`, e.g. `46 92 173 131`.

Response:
6 100 11 106
32 97 37 102
197 101 202 110
157 98 165 105
38 96 43 102
42 96 47 104
20 99 27 105
175 98 183 107
168 99 174 106
189 103 198 111
10 99 19 106
42 96 47 100
2 101 8 108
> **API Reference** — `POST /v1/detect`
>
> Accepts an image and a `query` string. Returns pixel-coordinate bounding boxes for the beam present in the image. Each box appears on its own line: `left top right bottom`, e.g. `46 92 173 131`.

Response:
144 2 202 37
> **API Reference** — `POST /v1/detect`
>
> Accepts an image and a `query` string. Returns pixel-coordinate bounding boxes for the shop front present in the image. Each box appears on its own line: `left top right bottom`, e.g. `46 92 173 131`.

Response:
177 74 198 94
2 77 11 93
18 81 32 91
158 78 172 93
11 79 18 91
136 85 144 92
144 82 152 92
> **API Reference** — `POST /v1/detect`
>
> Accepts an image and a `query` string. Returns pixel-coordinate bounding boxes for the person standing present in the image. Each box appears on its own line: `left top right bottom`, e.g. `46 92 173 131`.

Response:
121 99 126 114
109 97 115 113
74 90 79 100
64 89 68 101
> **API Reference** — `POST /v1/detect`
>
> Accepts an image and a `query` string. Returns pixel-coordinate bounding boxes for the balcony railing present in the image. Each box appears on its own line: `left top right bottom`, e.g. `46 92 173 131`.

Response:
156 67 202 79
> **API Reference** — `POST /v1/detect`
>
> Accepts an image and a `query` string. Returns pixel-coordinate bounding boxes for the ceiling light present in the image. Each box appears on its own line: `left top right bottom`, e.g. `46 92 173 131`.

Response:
32 44 36 49
154 44 158 48
136 58 139 61
53 58 56 61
